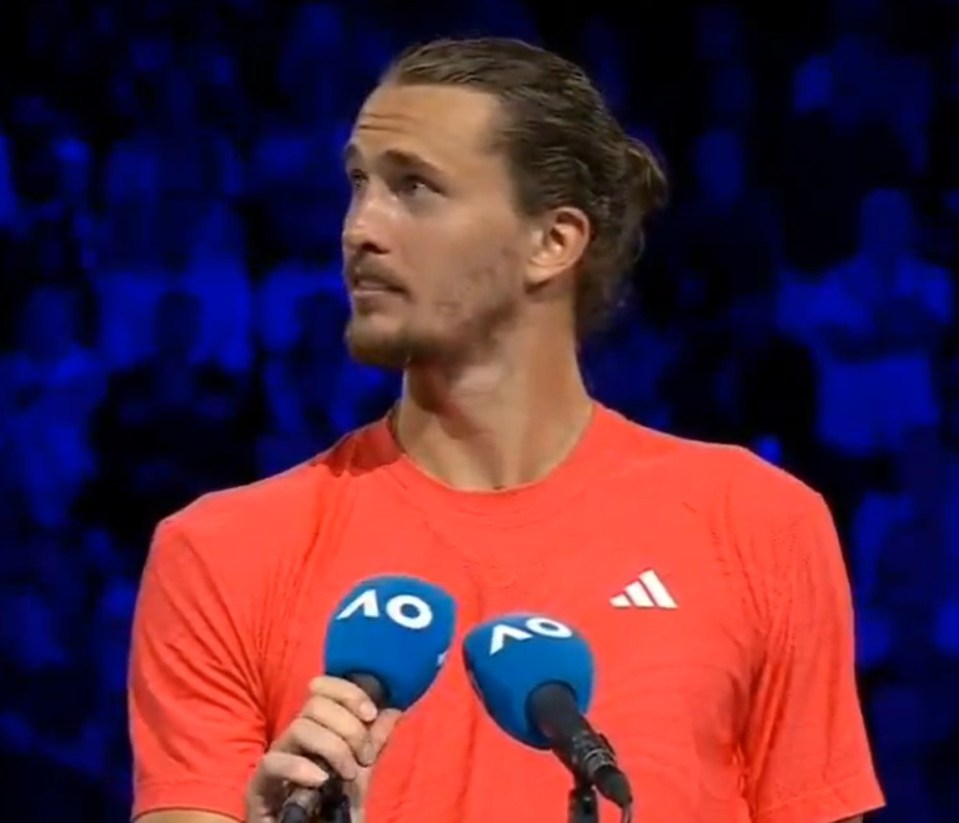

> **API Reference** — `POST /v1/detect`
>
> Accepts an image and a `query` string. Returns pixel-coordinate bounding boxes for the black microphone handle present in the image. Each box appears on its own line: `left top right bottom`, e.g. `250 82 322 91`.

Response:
527 682 632 809
279 674 388 823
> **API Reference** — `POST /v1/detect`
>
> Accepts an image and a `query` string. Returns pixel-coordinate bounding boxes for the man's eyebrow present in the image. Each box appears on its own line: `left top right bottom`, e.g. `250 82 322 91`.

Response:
343 143 445 177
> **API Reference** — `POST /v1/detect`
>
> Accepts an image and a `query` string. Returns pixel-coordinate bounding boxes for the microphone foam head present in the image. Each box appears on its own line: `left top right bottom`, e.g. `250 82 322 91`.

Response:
462 613 594 749
324 575 456 710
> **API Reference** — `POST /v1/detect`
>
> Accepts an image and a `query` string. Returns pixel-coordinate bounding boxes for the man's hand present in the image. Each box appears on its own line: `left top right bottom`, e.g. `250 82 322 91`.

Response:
246 676 401 823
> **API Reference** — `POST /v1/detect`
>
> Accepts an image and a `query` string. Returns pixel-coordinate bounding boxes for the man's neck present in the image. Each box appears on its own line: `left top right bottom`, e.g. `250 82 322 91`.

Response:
392 343 592 492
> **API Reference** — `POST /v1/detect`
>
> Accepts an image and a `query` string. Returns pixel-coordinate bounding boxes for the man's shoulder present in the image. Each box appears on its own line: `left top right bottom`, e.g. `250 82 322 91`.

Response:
685 437 819 507
610 414 823 518
612 423 840 595
159 422 384 554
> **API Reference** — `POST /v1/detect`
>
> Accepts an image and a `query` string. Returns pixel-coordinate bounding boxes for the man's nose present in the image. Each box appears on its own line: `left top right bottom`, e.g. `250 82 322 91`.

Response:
342 193 390 256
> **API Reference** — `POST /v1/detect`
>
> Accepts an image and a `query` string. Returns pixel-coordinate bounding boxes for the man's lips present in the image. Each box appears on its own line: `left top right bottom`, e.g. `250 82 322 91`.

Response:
350 278 405 295
347 269 407 295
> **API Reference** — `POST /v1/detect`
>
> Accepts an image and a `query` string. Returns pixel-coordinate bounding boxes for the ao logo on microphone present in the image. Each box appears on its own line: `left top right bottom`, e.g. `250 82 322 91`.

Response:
488 616 573 655
334 588 434 630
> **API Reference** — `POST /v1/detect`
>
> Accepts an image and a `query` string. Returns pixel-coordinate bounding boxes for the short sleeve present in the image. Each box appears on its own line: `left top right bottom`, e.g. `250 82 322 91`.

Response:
742 493 885 823
129 519 267 821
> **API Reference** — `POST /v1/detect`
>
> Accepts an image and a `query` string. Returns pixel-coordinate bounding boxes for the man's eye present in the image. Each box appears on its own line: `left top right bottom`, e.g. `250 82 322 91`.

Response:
347 169 368 189
399 175 434 195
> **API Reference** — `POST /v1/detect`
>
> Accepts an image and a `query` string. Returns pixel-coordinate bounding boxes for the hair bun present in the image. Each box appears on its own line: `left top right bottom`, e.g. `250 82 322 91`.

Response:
624 137 669 215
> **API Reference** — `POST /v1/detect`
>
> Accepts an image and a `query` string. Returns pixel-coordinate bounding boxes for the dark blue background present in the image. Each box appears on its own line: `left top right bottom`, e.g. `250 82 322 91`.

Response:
0 0 956 819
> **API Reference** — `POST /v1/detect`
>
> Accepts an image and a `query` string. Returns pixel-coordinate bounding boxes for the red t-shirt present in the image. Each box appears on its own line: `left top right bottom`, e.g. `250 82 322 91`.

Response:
129 404 884 822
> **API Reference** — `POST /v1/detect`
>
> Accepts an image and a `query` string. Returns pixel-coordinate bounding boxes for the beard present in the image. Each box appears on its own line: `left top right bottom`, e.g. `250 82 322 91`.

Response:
344 318 432 370
344 249 525 371
344 291 521 371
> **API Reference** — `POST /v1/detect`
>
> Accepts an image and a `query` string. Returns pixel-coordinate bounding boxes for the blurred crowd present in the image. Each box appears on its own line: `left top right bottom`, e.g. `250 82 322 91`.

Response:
0 0 958 819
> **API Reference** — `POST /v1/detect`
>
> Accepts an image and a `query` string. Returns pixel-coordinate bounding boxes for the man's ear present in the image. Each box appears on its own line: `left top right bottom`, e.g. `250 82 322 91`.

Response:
525 206 591 288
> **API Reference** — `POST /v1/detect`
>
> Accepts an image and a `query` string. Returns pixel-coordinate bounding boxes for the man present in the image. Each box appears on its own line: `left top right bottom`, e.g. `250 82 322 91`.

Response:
129 37 884 823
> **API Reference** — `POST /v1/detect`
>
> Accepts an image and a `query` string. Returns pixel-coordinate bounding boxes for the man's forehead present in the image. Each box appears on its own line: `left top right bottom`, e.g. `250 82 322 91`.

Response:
347 84 501 164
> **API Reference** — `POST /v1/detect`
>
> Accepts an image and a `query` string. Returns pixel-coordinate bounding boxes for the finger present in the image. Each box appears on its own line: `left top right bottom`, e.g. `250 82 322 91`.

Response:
367 708 402 761
301 695 371 760
285 717 361 779
308 676 378 722
259 750 331 788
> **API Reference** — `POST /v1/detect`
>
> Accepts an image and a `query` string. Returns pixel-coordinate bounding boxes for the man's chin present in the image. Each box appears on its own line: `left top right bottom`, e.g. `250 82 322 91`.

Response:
345 322 456 370
344 325 412 370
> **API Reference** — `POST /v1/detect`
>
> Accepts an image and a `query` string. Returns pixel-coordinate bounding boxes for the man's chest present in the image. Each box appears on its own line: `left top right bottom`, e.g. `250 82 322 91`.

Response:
263 494 761 821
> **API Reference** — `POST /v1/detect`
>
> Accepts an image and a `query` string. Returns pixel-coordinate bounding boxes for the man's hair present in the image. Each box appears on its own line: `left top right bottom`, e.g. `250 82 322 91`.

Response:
383 37 669 338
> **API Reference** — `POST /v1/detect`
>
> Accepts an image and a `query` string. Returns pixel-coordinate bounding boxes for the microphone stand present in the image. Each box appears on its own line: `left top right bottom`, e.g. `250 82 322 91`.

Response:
567 778 599 823
318 791 351 823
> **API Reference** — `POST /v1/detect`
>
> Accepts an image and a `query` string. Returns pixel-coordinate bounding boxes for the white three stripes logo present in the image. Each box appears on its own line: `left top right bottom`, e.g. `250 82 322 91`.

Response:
611 570 678 609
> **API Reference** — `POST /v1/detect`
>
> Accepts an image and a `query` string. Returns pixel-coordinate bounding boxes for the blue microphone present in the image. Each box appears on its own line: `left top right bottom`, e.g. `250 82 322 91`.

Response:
281 575 457 823
463 613 632 811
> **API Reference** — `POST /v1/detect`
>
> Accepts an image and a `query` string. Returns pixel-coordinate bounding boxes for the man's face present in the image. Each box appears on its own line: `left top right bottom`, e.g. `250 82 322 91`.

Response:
341 83 530 369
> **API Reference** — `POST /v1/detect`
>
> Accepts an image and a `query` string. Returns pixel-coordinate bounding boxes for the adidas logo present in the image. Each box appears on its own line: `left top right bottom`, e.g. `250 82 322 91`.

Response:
610 570 677 609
